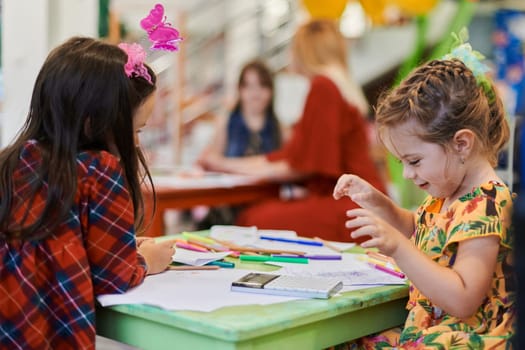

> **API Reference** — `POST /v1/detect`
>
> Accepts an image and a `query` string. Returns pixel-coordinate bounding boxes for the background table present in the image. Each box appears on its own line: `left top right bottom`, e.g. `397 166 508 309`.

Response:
97 284 408 350
144 174 280 236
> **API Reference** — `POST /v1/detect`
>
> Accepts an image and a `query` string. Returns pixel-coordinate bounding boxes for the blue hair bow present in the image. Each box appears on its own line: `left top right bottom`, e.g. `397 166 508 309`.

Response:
442 28 495 103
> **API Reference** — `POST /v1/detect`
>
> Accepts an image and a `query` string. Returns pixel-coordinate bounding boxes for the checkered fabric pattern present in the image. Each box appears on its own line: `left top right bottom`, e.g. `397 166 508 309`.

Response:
0 141 147 349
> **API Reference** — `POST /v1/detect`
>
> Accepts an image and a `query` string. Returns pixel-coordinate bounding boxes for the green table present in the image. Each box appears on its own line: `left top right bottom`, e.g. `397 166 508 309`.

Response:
96 283 408 349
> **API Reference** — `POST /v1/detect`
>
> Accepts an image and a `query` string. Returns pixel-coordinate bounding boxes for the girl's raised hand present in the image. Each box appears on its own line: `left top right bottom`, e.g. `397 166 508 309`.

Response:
138 240 175 275
197 152 225 172
333 174 384 209
335 174 415 238
345 208 405 255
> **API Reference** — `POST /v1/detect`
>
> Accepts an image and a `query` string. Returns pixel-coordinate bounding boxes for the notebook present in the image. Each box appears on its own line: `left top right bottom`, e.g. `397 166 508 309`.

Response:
231 272 343 299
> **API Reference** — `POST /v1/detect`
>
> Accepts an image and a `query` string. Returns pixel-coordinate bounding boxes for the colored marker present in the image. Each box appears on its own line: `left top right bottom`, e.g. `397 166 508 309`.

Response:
182 232 217 245
259 236 323 247
366 251 396 264
205 260 235 268
364 256 402 273
175 241 209 253
368 263 405 279
239 255 308 264
272 254 342 260
187 238 230 252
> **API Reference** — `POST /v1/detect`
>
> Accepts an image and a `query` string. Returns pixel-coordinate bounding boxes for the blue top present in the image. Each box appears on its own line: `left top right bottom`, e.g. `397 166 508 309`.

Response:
224 109 280 157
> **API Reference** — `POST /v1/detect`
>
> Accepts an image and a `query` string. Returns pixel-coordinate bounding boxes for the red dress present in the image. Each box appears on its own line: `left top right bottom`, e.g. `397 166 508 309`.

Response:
237 75 385 242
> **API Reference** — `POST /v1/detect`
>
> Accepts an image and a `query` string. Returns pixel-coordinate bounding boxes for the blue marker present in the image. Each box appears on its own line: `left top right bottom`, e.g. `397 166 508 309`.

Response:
259 236 323 247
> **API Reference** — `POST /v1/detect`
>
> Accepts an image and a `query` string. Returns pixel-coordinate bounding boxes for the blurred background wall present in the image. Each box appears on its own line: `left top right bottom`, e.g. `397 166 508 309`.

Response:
1 0 523 204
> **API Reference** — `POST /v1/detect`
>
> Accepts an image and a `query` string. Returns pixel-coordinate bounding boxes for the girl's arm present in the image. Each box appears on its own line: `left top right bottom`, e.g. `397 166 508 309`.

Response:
201 153 305 182
137 239 175 275
85 154 175 295
392 235 499 318
84 155 148 294
347 208 499 319
366 194 414 238
198 114 307 181
334 174 414 237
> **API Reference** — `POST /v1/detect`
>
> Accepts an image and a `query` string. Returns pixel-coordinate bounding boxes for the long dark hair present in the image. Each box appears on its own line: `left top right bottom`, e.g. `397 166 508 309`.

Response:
0 37 157 240
233 60 282 148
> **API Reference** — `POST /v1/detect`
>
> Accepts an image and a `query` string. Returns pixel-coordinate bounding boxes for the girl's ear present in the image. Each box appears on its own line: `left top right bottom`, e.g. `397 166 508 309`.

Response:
453 129 476 157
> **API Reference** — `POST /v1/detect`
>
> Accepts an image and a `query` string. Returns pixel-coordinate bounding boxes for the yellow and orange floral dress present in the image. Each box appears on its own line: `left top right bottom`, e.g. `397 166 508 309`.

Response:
353 181 515 350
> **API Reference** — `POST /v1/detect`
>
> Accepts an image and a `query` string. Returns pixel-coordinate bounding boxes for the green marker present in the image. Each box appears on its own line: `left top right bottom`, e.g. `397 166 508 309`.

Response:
239 255 308 264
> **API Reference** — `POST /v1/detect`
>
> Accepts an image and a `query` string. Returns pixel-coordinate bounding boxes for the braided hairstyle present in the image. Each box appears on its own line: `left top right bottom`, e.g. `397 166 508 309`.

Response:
375 59 509 167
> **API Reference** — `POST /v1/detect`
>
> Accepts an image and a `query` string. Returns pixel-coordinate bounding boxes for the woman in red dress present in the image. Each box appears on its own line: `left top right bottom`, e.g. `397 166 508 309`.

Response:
200 19 385 242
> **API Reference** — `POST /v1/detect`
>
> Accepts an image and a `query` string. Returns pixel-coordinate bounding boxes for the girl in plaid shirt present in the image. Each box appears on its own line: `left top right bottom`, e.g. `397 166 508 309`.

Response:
0 37 174 349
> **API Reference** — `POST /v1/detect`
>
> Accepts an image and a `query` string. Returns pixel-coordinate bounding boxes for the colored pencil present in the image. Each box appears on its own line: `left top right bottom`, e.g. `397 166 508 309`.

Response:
313 237 344 252
213 239 306 256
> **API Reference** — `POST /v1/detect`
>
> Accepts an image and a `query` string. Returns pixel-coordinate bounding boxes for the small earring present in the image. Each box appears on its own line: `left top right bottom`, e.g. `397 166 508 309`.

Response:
460 157 465 164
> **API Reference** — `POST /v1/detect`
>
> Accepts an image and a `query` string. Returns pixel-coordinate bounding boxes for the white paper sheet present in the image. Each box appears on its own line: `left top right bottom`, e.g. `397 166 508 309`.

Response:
152 173 259 189
97 254 402 312
98 227 402 312
171 249 230 266
256 229 298 238
97 269 307 312
273 254 407 286
210 225 259 246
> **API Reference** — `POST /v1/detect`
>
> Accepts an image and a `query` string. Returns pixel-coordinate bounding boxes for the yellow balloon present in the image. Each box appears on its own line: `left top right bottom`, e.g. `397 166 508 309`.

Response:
358 0 389 25
302 0 348 19
390 0 439 16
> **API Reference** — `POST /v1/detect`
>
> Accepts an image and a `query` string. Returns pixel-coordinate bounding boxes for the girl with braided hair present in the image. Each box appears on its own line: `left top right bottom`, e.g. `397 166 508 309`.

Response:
333 56 514 348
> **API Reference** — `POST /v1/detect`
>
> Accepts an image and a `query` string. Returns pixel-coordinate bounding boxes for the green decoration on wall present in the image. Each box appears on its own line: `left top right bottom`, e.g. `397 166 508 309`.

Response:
98 0 110 38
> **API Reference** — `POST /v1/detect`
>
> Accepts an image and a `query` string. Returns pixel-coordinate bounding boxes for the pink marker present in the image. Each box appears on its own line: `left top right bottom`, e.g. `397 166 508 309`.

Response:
175 241 208 253
228 251 240 258
369 263 405 279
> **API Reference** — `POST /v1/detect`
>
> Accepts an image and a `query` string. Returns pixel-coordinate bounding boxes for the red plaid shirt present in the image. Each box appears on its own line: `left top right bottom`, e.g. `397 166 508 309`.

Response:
0 140 147 349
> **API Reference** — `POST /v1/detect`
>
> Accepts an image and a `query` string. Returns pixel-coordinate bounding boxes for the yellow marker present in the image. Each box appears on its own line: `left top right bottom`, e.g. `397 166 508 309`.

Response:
359 255 403 273
182 232 217 245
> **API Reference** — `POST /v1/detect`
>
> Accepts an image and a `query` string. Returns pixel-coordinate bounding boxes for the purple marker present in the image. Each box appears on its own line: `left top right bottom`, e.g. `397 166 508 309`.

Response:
272 254 342 260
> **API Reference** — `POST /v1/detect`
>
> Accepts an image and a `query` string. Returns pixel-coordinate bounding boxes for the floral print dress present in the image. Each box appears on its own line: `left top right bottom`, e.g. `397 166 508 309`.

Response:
347 181 515 350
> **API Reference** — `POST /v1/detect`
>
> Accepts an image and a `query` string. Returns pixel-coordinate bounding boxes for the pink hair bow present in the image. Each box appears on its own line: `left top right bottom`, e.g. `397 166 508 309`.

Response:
118 43 153 84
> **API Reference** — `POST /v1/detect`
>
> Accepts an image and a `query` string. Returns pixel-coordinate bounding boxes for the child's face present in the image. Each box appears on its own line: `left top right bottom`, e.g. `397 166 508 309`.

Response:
133 93 157 146
383 121 464 199
239 70 272 115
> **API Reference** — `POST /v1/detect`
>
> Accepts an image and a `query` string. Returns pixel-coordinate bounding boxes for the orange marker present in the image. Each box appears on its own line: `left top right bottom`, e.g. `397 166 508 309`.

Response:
366 250 395 264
